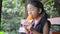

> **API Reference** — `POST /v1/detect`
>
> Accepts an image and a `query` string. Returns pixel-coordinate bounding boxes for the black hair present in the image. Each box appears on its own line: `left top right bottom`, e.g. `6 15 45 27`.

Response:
27 0 48 18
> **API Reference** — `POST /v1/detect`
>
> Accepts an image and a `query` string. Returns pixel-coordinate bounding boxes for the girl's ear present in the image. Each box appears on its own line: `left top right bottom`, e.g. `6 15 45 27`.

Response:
39 8 42 14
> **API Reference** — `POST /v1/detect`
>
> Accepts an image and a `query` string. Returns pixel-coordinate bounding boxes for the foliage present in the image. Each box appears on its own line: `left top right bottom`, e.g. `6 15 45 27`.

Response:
43 0 59 18
1 0 25 34
51 25 60 32
0 31 4 34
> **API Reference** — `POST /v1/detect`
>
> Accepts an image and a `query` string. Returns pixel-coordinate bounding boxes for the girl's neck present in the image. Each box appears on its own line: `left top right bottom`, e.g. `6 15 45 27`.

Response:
34 16 41 22
33 16 41 25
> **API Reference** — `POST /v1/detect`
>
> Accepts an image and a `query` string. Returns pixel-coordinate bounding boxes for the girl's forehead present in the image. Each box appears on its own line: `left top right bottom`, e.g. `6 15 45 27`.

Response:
27 4 37 9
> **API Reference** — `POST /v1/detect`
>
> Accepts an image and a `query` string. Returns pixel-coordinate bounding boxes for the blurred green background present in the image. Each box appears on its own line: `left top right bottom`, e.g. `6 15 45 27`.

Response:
1 0 60 34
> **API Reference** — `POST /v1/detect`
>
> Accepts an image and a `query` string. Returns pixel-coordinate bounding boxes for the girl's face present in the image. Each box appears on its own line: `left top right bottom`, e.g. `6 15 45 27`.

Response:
27 4 41 19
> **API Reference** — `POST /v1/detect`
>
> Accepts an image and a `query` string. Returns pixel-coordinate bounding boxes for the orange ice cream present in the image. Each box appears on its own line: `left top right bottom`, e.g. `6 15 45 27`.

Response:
26 15 33 21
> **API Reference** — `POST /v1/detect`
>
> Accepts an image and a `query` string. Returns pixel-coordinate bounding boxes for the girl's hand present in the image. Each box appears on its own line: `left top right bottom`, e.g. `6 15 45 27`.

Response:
23 20 30 34
23 20 34 33
27 24 34 31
